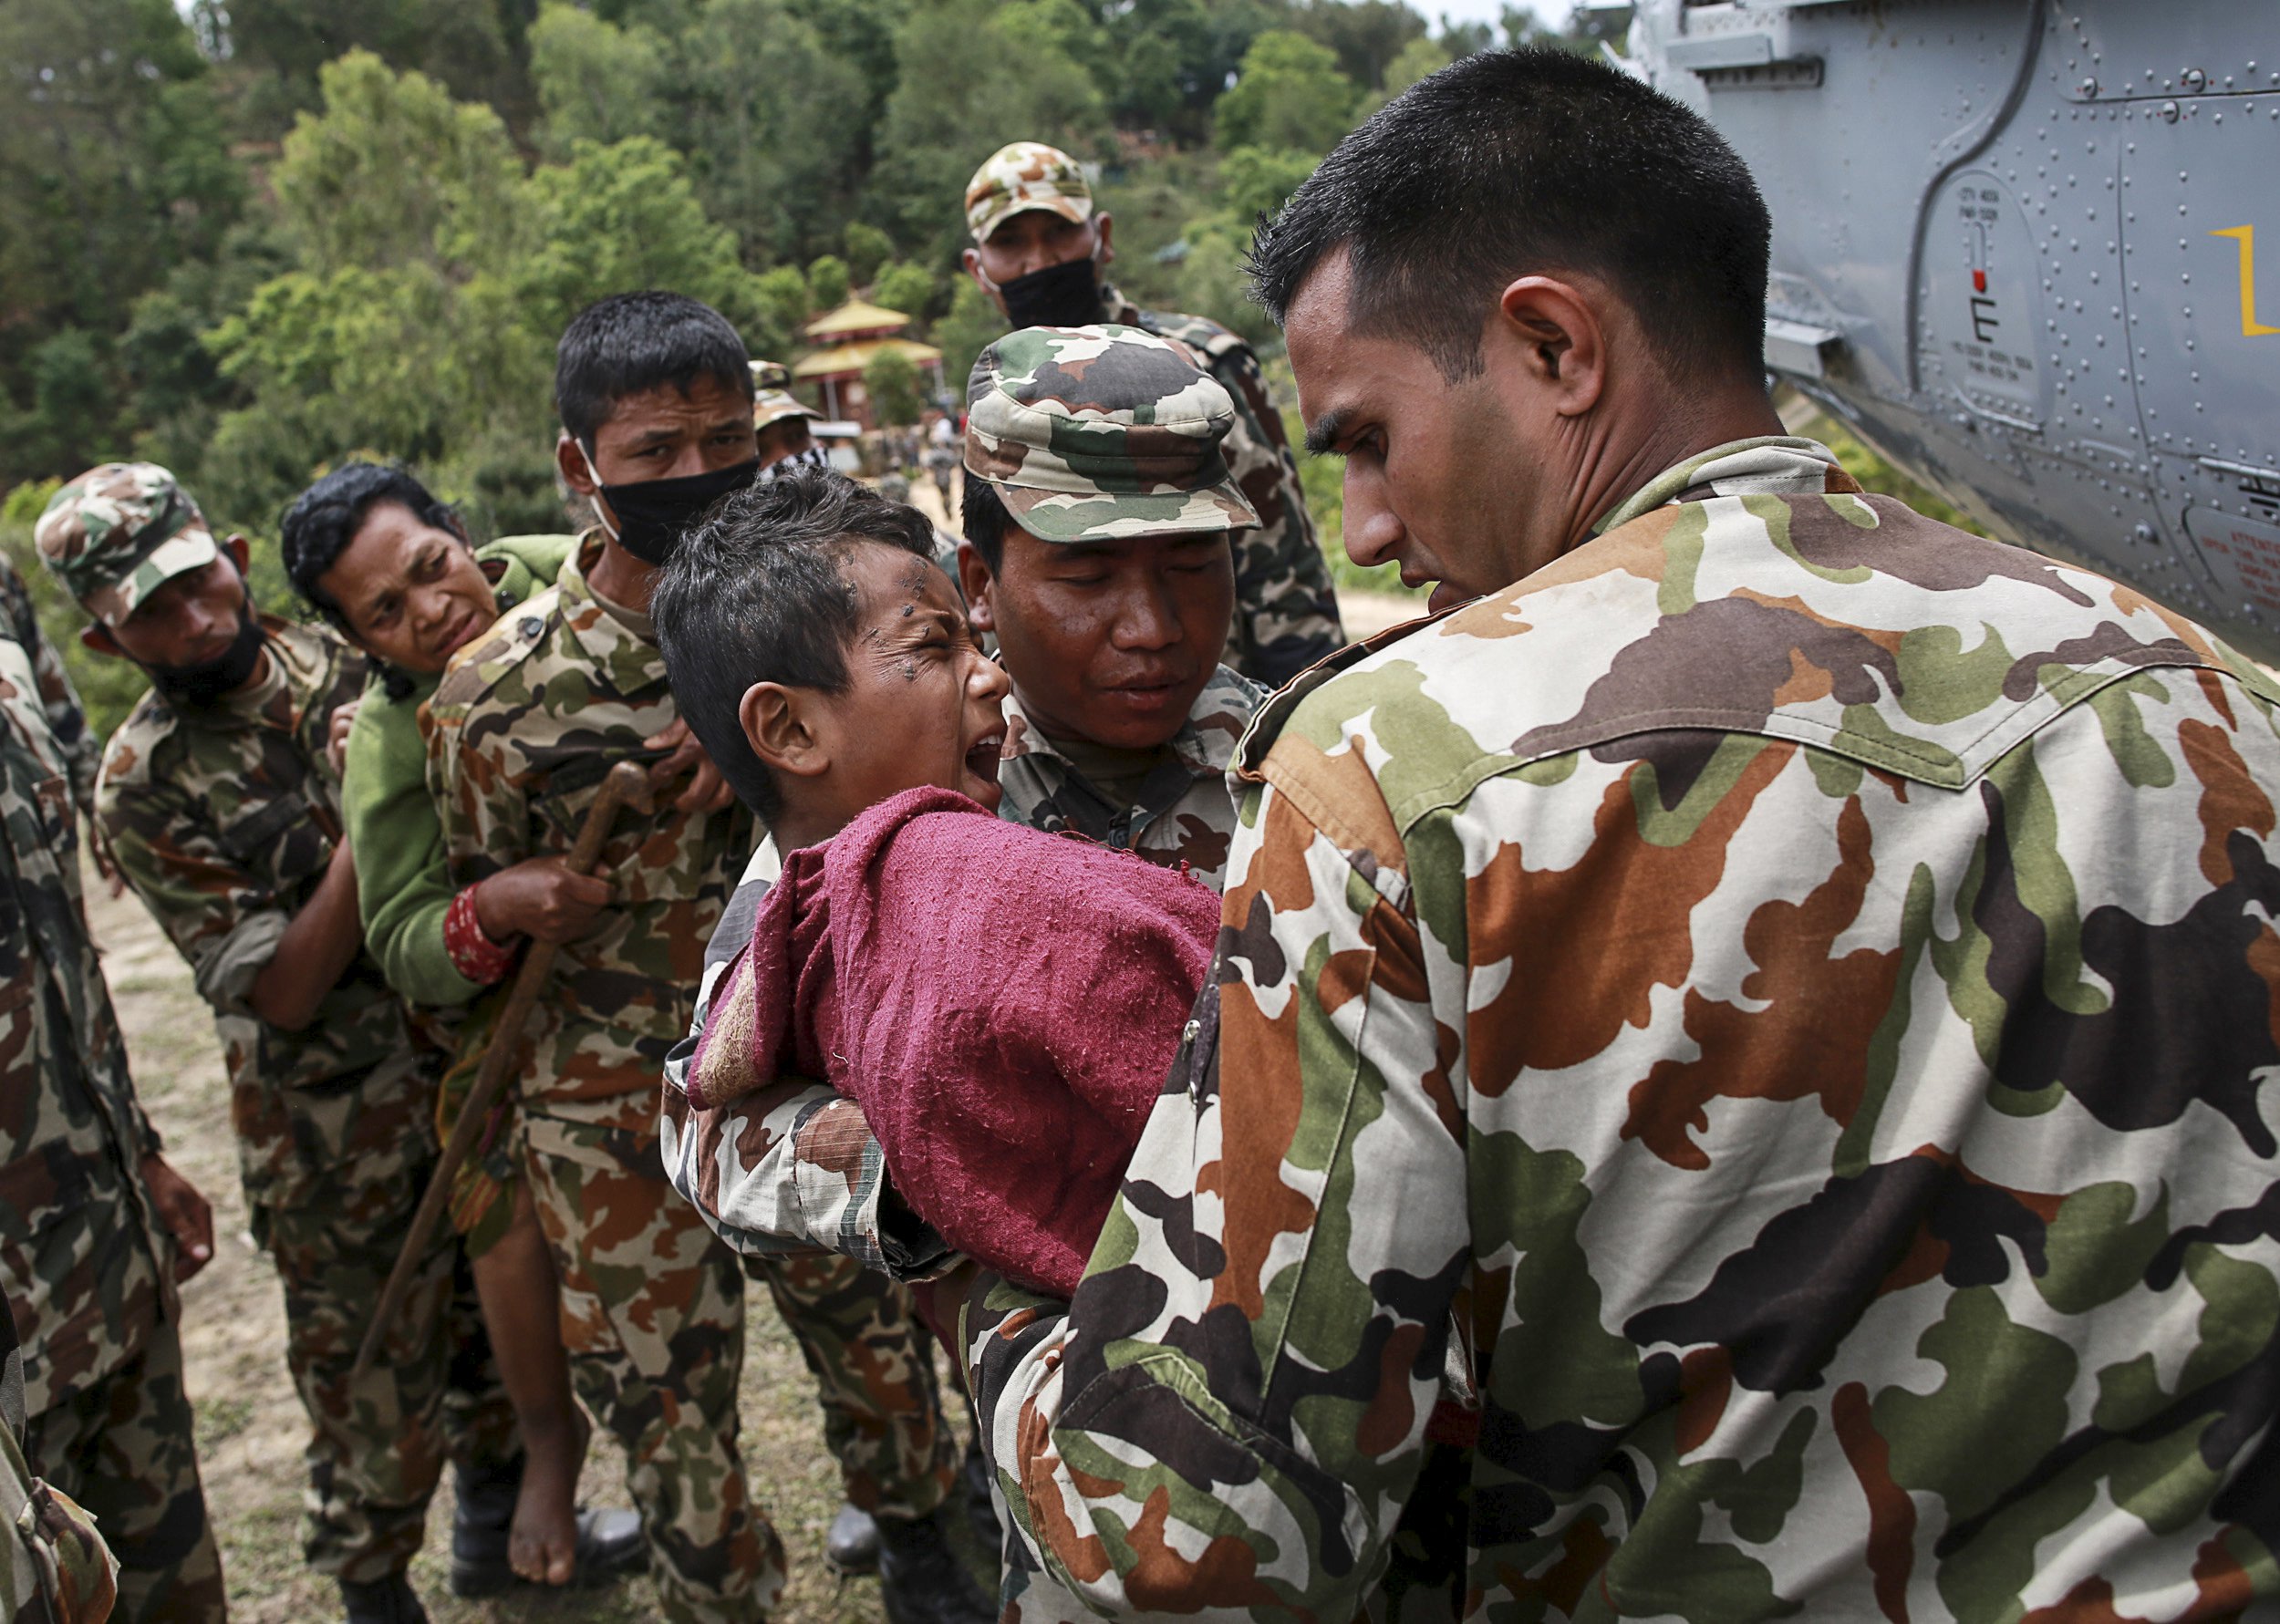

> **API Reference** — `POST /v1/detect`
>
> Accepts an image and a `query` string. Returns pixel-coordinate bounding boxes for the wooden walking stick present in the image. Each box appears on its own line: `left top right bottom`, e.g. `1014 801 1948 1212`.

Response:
353 760 652 1378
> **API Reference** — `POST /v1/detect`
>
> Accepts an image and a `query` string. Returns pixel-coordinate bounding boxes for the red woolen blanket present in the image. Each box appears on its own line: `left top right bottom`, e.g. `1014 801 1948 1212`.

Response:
684 785 1219 1296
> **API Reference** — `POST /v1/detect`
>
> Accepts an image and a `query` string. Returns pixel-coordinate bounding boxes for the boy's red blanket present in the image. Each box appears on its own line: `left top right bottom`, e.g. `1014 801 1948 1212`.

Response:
684 785 1219 1295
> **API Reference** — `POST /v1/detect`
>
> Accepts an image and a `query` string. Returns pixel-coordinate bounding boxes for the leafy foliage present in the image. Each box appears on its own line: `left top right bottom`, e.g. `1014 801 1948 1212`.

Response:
2 0 1624 724
864 349 924 428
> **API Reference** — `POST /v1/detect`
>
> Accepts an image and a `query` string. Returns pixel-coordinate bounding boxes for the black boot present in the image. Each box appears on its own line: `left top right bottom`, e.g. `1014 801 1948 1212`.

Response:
876 1505 997 1624
340 1571 429 1624
826 1501 881 1575
449 1457 648 1597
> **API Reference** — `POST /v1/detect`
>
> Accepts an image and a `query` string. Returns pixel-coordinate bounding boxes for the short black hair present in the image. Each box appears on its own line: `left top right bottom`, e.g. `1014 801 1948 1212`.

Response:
652 468 937 822
959 477 1015 574
1249 47 1771 387
554 290 756 449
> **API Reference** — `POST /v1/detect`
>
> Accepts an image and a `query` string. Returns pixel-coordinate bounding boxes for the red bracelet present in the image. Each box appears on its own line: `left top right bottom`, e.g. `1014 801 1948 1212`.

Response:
444 884 520 985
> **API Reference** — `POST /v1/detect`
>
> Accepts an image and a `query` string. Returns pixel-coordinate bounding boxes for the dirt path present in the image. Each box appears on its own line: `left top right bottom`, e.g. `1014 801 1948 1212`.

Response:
85 870 900 1624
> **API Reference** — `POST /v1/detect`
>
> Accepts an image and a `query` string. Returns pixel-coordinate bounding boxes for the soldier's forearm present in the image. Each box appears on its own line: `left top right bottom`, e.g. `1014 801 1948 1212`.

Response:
248 838 364 1031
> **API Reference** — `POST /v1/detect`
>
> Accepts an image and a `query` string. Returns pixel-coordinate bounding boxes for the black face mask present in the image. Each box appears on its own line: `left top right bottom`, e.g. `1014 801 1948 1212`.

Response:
144 607 267 709
996 254 1106 330
589 454 762 566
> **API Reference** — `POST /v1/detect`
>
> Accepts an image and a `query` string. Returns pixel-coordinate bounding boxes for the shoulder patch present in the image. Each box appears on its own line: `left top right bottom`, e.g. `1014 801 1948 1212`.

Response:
431 584 565 710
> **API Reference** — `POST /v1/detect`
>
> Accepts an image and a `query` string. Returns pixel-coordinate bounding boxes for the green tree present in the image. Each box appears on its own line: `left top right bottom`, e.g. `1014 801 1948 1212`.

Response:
189 0 532 142
1214 31 1357 155
864 349 923 428
1383 34 1450 94
752 265 815 357
1293 0 1425 90
872 262 938 323
807 254 852 311
519 138 760 335
996 0 1115 96
1218 146 1320 223
529 2 669 155
845 222 895 284
192 0 534 140
0 0 243 482
667 0 872 264
202 57 762 537
271 51 527 276
872 0 1109 263
931 280 1004 407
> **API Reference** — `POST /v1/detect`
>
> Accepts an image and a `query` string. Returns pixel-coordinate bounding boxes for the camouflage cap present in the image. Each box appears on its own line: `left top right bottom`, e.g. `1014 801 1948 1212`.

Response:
753 388 820 432
965 142 1093 245
964 325 1259 543
35 462 221 627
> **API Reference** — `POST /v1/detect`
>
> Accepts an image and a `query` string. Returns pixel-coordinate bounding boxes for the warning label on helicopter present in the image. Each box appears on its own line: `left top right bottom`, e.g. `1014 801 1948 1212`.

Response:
1922 172 2044 420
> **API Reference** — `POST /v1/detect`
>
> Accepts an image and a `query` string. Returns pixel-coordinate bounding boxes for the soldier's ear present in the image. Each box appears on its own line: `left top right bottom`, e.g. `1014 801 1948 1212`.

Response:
80 624 124 659
956 543 996 634
1494 275 1606 418
557 432 599 500
1093 212 1114 269
223 533 252 576
741 681 829 780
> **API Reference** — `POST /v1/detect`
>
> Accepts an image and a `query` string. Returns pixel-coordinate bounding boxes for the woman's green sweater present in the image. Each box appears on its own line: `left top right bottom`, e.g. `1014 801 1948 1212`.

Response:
342 534 575 1008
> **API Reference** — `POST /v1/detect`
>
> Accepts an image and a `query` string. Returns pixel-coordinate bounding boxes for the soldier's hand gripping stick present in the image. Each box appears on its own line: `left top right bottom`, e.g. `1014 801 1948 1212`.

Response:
353 760 653 1379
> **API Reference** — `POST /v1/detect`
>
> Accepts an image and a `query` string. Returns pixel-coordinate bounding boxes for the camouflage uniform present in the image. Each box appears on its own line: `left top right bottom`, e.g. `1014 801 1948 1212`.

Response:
0 532 223 1619
953 439 2280 1620
425 533 953 1623
0 1304 117 1624
963 144 1344 686
39 464 517 1590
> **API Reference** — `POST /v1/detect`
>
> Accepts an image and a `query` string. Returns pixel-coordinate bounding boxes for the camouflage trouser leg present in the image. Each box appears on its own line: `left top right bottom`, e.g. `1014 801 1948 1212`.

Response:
23 1319 226 1622
746 1253 956 1519
527 1122 772 1624
258 1164 520 1583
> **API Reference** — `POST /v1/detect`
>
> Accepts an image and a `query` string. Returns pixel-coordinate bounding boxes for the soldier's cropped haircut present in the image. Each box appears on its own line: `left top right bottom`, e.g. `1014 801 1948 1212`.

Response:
554 290 756 449
653 468 936 822
960 478 1015 574
1249 47 1771 386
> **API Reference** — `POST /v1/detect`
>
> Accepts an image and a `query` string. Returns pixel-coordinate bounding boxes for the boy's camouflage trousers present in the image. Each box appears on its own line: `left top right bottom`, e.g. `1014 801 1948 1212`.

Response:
23 1319 226 1620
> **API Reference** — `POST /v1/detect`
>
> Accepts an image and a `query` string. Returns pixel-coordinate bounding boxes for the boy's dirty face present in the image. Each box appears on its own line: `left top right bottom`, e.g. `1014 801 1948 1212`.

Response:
815 543 1010 815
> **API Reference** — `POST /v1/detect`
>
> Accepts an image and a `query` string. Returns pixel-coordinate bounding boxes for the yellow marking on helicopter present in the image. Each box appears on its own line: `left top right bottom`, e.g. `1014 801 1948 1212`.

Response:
2212 226 2280 337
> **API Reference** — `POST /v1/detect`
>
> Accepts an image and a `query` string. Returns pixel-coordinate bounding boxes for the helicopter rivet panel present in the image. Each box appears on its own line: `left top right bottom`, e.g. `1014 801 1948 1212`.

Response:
2119 75 2280 636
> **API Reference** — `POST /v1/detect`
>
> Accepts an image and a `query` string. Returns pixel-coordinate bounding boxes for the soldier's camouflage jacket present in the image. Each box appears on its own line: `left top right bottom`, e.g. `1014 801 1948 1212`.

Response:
427 533 753 1140
0 553 173 1419
1101 285 1343 687
0 557 98 818
100 617 437 1214
959 439 2280 1622
660 667 1266 1275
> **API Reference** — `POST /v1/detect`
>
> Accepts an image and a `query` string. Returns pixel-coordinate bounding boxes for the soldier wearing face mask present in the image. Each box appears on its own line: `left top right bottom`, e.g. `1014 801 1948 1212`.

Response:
425 291 982 1624
960 142 1345 688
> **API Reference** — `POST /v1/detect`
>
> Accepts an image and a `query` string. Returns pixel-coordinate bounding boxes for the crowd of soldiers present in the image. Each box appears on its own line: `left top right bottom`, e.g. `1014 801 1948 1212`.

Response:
6 43 2280 1624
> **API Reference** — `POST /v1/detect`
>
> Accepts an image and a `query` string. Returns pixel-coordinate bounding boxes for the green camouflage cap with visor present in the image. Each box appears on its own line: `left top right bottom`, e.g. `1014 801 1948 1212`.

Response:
35 462 221 628
964 324 1260 543
965 141 1093 244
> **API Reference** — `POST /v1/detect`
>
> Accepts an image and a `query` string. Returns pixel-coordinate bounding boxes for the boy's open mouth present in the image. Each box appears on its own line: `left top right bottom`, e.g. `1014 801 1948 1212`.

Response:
965 731 1005 786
